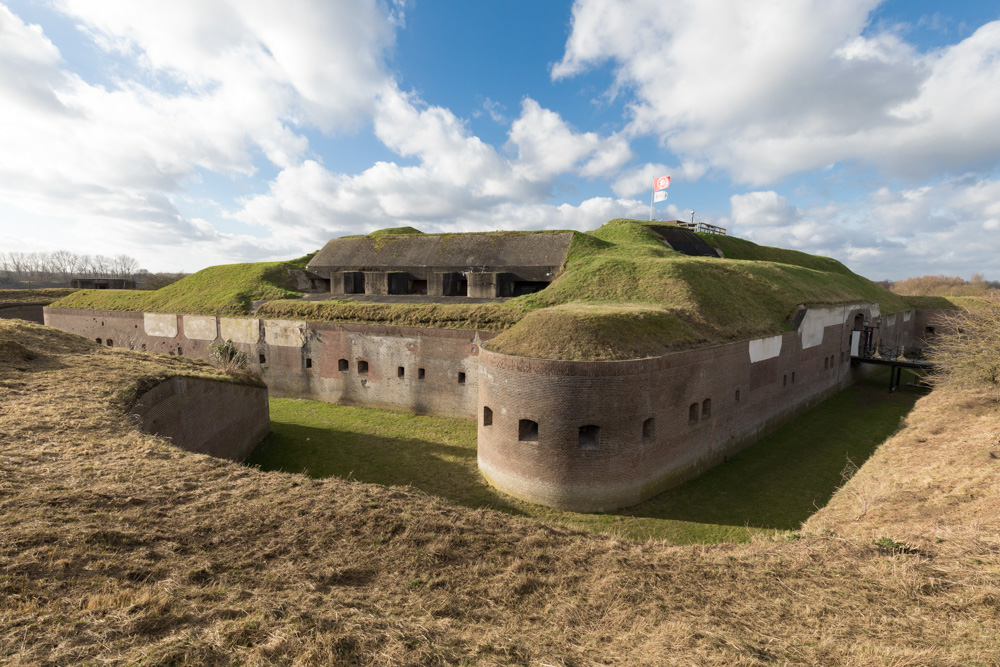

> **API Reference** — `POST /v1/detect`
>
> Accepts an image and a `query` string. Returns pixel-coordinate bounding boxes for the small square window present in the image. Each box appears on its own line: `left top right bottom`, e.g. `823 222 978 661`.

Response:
260 354 266 364
357 360 369 374
305 358 312 368
338 358 348 372
398 366 405 378
418 368 426 380
458 372 466 384
518 419 538 442
579 425 600 450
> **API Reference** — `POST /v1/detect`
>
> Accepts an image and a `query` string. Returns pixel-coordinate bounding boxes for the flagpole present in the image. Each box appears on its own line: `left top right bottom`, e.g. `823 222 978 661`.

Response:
649 188 654 221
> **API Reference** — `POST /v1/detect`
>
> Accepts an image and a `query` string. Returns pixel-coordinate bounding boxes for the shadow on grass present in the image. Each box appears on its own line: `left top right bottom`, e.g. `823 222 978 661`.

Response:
247 370 922 544
246 409 528 517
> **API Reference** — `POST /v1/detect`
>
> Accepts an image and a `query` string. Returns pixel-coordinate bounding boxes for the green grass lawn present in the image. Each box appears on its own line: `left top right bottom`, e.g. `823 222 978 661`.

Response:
247 371 921 544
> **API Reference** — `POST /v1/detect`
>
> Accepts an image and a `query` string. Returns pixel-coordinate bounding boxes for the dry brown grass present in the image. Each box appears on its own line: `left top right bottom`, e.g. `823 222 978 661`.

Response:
3 319 1000 665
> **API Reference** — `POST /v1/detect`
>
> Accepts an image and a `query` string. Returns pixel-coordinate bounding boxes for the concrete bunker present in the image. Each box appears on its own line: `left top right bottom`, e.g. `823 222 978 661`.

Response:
307 231 574 299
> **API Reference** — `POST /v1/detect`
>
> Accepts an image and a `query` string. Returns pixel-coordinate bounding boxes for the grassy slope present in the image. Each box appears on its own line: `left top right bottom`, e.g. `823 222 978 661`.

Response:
49 255 312 316
49 220 964 359
486 220 926 359
250 373 920 544
3 321 999 665
0 288 76 305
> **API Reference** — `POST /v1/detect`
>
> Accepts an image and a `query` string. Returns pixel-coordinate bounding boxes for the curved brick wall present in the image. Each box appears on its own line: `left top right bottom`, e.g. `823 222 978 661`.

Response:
478 304 891 513
130 376 270 461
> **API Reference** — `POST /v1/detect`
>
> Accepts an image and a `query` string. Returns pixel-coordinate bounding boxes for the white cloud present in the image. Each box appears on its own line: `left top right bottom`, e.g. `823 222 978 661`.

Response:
508 98 632 181
729 191 799 228
232 92 645 243
554 0 1000 185
0 1 403 269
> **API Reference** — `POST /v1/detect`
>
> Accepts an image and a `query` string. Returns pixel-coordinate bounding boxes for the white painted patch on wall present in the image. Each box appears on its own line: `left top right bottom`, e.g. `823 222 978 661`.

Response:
264 319 306 347
183 315 218 341
144 313 177 338
220 318 259 344
749 335 782 362
903 311 912 322
886 313 896 326
798 306 849 349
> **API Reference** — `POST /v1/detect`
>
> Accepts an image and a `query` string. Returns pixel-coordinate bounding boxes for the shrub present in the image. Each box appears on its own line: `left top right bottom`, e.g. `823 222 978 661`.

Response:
211 339 249 372
928 295 1000 390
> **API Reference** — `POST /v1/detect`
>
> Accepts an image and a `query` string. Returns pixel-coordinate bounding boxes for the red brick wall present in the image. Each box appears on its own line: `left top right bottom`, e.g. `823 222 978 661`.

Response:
478 307 891 512
130 376 270 461
44 308 495 418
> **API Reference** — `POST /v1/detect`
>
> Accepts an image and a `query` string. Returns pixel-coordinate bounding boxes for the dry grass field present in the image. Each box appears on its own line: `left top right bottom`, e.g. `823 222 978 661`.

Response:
3 318 1000 665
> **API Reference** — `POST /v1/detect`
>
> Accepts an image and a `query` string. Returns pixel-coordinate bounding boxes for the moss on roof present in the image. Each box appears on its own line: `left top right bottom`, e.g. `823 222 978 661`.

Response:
48 221 966 360
50 255 313 316
368 226 425 236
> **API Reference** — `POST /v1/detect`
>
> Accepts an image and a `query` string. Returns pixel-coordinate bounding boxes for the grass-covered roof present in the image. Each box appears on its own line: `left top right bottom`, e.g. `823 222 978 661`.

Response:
50 219 962 360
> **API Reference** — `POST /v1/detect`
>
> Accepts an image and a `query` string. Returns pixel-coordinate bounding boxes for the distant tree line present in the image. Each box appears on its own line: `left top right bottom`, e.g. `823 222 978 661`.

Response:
0 250 186 290
885 274 1000 297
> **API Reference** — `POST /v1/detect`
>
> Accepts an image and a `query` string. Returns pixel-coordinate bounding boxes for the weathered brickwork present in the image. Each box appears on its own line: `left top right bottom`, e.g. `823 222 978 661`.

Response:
0 304 45 324
46 302 930 511
130 376 270 461
44 307 493 418
478 304 924 512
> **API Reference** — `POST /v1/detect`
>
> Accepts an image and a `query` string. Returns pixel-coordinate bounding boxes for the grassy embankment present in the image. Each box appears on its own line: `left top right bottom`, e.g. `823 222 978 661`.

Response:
249 373 921 544
50 220 966 360
3 318 1000 664
0 288 76 305
49 255 312 316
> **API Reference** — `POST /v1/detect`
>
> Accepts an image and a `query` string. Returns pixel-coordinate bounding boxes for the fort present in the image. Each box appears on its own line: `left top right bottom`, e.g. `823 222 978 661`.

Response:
37 219 950 512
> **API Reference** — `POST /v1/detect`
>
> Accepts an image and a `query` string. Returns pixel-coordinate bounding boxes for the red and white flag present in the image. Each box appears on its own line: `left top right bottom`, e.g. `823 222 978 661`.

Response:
653 175 671 191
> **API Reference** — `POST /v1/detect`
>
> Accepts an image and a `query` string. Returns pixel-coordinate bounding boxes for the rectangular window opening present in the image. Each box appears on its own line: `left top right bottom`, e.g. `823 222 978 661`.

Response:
735 389 741 403
418 368 426 380
642 417 655 443
483 406 493 427
518 419 538 442
688 403 699 424
305 358 312 369
338 358 348 372
260 354 266 364
397 366 405 378
357 360 369 375
579 425 600 450
702 398 712 419
458 371 466 384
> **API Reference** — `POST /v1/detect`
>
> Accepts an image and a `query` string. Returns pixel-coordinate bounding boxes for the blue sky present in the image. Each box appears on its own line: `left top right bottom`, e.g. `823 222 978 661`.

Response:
1 1 999 279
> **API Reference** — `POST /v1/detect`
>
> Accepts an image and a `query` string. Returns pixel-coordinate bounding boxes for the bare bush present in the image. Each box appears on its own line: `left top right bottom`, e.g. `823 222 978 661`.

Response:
891 273 1000 297
928 295 1000 390
210 339 250 373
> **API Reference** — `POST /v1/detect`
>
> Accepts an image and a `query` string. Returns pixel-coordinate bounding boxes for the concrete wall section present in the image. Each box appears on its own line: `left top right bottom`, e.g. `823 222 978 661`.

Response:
130 376 269 461
183 315 218 341
264 319 307 347
220 317 259 344
144 313 178 338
